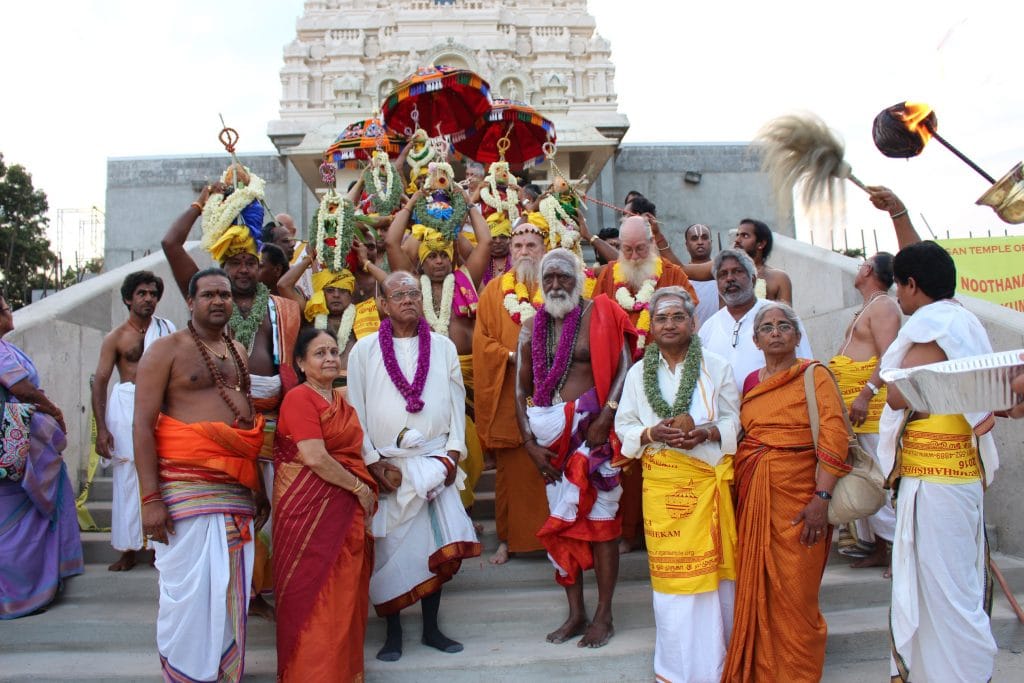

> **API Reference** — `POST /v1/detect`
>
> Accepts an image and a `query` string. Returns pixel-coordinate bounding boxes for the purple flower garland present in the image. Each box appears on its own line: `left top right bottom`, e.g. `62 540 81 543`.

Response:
378 317 431 413
531 303 583 407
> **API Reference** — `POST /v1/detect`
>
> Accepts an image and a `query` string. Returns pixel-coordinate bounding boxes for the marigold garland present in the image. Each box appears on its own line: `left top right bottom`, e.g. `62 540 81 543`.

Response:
501 270 544 325
642 336 703 419
612 258 663 349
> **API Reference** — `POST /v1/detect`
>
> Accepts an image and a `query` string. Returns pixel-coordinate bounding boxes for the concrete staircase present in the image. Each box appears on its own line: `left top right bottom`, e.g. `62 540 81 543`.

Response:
10 471 1024 681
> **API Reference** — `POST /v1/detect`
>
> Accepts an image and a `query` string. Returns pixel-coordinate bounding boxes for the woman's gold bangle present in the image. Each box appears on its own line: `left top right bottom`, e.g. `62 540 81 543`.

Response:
352 480 366 495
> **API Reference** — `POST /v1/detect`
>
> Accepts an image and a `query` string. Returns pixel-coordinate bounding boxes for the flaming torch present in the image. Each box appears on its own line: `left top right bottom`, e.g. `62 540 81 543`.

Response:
873 102 1024 224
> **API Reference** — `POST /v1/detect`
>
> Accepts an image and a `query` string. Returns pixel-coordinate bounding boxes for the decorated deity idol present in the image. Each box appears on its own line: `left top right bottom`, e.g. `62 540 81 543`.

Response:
359 150 403 216
405 128 435 193
413 161 468 242
200 163 266 262
539 175 584 255
479 160 521 223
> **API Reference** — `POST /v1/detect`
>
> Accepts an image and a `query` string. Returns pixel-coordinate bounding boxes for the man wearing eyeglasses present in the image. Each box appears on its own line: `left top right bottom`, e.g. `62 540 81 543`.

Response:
698 248 812 390
347 271 481 663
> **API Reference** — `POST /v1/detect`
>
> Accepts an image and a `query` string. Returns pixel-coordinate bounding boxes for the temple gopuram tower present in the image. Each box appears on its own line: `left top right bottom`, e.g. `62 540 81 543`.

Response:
267 0 629 190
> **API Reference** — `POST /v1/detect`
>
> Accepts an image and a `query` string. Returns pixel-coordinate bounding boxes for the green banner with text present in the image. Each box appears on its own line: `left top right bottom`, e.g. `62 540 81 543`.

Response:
937 236 1024 312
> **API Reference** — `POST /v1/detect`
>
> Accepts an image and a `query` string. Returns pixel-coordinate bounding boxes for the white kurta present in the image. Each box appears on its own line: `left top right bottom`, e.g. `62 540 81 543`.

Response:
106 317 175 552
878 299 998 682
347 329 477 608
615 349 740 683
691 278 720 326
698 298 813 390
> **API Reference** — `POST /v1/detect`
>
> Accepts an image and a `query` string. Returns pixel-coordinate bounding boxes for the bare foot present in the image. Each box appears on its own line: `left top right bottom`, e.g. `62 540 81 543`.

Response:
473 522 484 535
617 539 632 555
108 550 137 572
883 567 892 579
578 620 614 648
489 542 510 565
850 542 889 570
546 615 588 644
248 594 275 620
482 454 496 471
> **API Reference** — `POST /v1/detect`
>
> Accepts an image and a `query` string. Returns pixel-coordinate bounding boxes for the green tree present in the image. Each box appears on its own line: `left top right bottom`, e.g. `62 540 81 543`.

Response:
0 154 59 309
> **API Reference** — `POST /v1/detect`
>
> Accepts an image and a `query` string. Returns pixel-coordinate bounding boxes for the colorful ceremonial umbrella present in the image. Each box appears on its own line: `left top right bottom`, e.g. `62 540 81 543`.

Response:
323 118 405 167
381 65 492 138
452 98 556 166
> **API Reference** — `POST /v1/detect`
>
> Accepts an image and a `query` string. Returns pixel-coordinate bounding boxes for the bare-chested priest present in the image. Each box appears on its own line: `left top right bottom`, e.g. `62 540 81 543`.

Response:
162 178 301 619
828 251 901 572
516 249 635 648
134 268 267 682
733 218 793 305
92 271 175 571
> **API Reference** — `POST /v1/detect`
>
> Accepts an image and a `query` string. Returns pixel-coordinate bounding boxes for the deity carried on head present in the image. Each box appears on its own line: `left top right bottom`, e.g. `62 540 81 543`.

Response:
200 163 266 263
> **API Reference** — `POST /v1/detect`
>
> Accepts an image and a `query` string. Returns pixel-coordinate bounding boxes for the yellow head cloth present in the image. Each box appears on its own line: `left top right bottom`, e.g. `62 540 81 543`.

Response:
303 269 355 322
523 212 553 250
487 211 513 238
411 223 454 263
210 224 258 263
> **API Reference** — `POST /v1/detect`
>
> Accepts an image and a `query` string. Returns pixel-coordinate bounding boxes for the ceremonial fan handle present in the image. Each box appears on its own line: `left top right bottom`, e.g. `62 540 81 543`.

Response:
846 173 871 194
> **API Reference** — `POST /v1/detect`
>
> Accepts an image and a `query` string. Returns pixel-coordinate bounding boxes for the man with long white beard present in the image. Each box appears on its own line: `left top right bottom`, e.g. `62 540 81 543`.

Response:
594 215 698 553
472 222 551 564
516 248 634 648
698 249 812 390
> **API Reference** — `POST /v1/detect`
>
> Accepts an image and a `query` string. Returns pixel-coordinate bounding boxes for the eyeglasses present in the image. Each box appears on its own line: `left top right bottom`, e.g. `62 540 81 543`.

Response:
388 289 423 302
755 322 796 336
732 319 742 347
652 313 690 325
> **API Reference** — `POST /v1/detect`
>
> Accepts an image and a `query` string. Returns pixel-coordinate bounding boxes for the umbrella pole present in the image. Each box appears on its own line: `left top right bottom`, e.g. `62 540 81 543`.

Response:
991 558 1024 624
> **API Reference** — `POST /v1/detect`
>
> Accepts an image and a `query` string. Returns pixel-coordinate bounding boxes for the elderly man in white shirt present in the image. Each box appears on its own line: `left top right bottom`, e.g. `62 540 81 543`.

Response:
698 249 812 390
347 271 481 663
615 286 740 683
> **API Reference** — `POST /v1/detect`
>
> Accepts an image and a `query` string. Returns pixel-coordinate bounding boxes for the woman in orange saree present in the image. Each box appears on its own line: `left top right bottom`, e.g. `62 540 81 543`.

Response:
273 329 377 682
722 303 850 683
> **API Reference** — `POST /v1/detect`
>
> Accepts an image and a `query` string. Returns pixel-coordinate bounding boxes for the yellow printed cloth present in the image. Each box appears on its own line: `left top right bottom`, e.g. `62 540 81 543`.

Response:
458 354 483 508
899 413 980 483
411 224 454 263
828 355 887 434
352 298 381 340
303 269 355 322
642 449 737 595
210 224 258 262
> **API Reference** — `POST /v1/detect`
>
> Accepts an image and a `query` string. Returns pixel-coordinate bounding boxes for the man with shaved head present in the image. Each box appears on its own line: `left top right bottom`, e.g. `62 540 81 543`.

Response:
347 271 481 662
684 223 721 324
593 214 699 554
515 248 635 648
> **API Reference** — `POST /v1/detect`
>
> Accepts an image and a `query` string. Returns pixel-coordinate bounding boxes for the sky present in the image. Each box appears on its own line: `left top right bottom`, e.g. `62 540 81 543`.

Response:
1 0 1022 262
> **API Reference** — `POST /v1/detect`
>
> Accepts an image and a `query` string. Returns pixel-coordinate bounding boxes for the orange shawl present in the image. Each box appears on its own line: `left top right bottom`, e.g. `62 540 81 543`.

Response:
155 413 265 490
723 361 849 683
593 257 699 324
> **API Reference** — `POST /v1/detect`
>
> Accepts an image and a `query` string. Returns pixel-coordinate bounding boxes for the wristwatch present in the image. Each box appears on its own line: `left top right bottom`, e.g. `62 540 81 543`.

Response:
814 490 833 500
865 381 880 396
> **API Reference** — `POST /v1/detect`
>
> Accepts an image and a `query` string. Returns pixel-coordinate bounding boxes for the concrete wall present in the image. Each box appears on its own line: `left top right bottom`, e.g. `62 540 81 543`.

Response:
585 143 795 253
772 234 1024 555
105 154 317 270
8 244 212 488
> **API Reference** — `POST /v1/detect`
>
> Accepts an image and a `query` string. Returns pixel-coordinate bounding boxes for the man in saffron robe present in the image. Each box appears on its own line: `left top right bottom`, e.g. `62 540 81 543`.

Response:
163 178 301 619
134 269 268 683
347 271 481 663
880 241 999 683
828 252 900 570
473 222 551 564
593 215 698 554
516 248 635 648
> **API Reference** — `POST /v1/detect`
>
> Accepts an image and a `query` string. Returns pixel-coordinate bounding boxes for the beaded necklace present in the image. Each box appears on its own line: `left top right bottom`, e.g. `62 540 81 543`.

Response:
188 322 254 427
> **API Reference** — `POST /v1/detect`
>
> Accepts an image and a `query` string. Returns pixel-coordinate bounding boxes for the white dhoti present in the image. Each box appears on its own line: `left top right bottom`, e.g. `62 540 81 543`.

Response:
890 478 996 682
106 382 142 552
852 432 896 544
154 513 254 683
653 581 735 683
369 433 479 612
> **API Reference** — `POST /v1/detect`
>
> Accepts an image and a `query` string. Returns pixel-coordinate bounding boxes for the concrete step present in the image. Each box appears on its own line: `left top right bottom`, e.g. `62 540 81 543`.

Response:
83 501 113 528
468 490 495 520
82 475 113 502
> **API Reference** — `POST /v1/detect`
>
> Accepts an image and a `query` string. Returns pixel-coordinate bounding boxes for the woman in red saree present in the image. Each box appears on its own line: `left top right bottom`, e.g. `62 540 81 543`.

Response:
273 328 376 682
723 303 850 682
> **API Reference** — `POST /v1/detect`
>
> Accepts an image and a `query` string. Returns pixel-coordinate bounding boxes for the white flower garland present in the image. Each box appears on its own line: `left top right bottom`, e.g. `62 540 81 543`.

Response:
421 274 454 335
315 305 357 350
539 195 580 251
614 278 658 311
315 190 354 272
368 153 396 203
200 171 266 252
407 130 435 182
